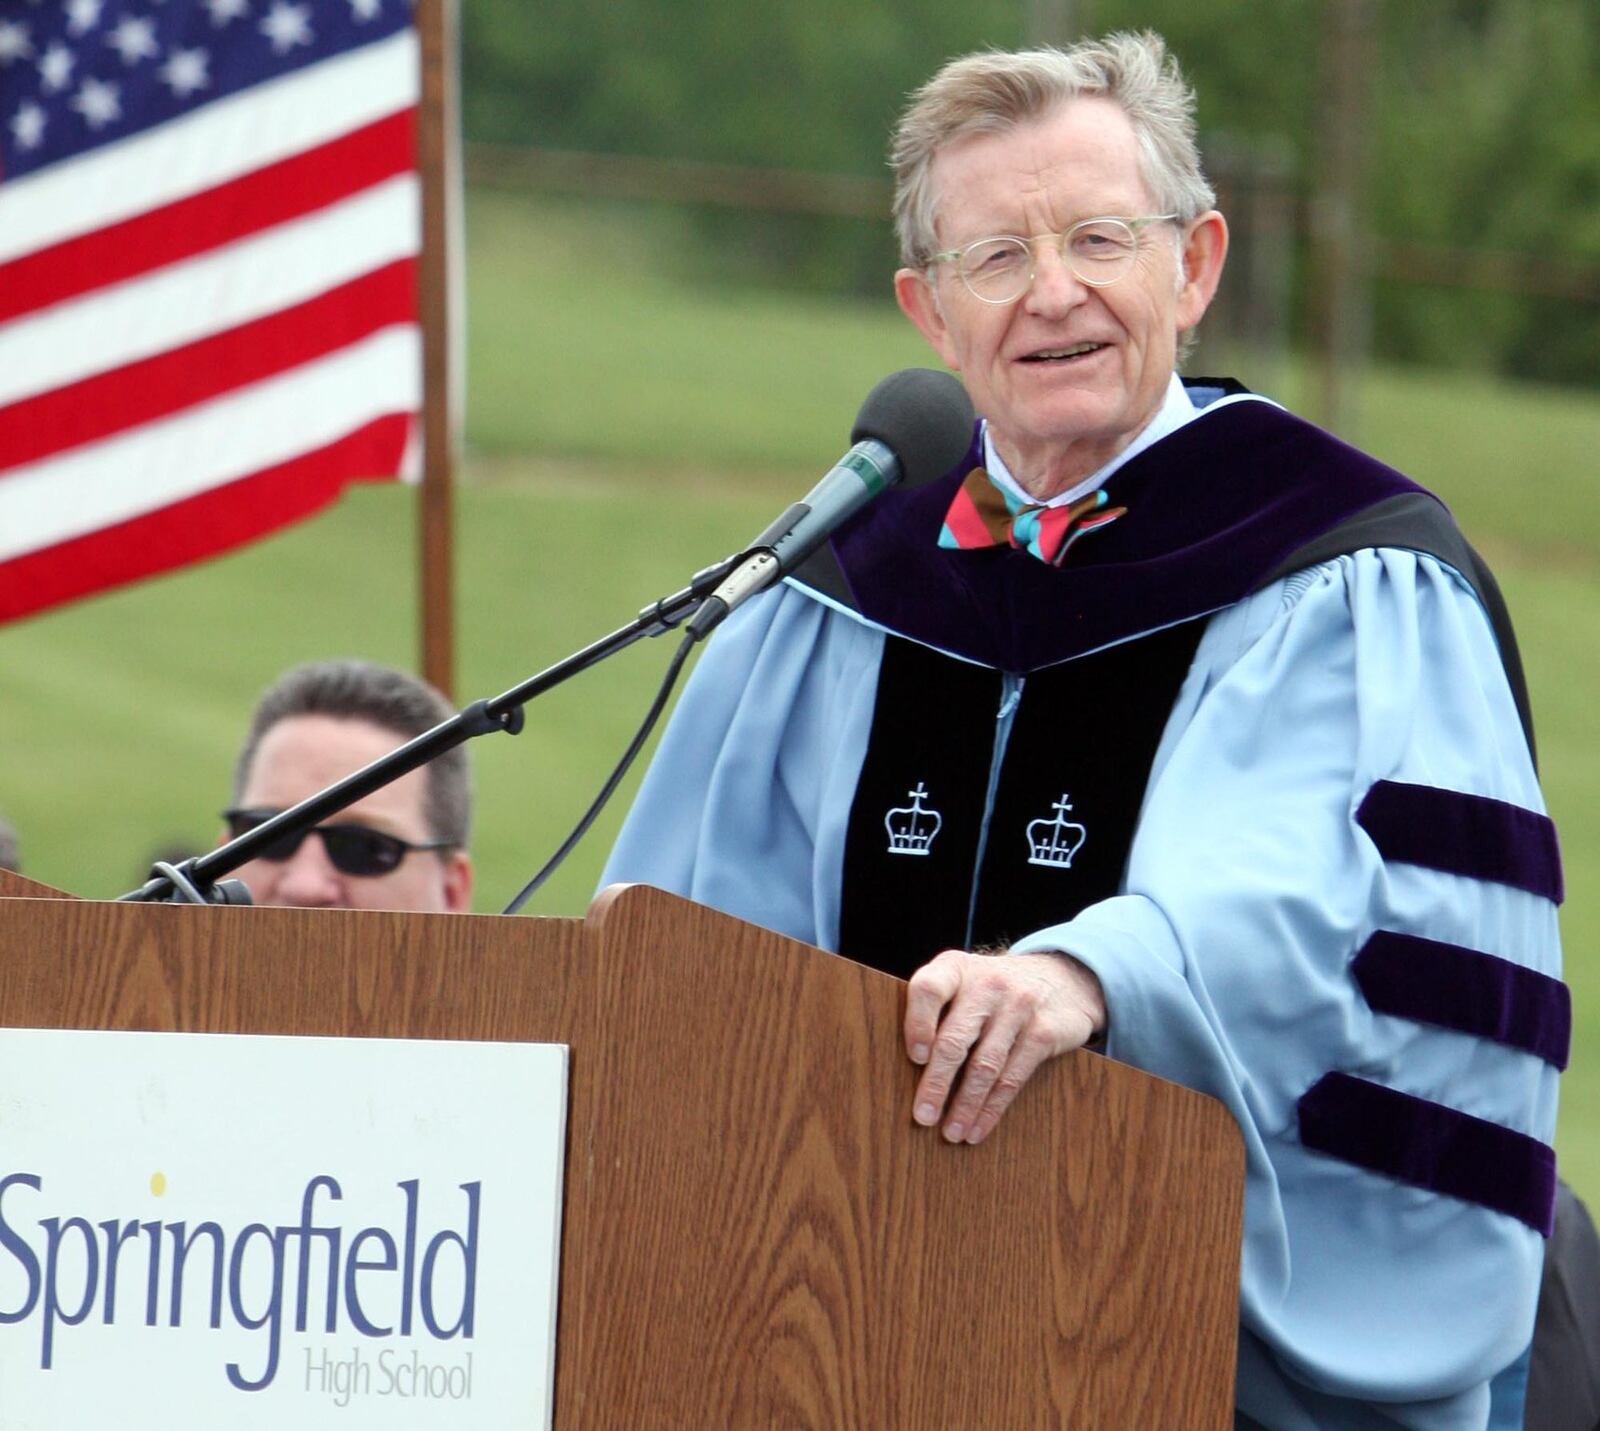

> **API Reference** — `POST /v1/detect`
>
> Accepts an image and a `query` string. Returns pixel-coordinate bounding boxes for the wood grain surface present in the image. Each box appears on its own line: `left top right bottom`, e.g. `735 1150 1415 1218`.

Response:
0 881 1243 1426
0 868 72 899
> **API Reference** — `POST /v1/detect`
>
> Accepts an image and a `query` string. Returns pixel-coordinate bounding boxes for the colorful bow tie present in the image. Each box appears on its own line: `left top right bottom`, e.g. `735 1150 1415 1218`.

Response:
937 467 1128 566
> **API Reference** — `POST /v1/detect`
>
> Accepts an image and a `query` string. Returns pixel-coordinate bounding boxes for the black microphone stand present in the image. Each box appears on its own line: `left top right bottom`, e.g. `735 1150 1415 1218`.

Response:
119 555 741 905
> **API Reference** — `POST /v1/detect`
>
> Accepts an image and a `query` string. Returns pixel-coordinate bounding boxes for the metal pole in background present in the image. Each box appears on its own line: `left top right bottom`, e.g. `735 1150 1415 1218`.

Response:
415 0 458 698
1025 0 1082 47
1309 0 1376 437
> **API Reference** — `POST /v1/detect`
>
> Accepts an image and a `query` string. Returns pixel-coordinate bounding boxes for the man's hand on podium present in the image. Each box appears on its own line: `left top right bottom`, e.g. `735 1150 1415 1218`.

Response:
903 948 1107 1147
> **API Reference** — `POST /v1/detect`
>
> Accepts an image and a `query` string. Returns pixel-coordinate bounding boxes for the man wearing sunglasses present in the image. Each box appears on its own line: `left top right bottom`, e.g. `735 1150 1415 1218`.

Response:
226 660 472 914
604 32 1569 1430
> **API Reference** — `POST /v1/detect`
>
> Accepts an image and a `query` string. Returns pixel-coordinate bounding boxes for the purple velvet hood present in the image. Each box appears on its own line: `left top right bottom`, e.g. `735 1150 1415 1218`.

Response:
808 390 1434 674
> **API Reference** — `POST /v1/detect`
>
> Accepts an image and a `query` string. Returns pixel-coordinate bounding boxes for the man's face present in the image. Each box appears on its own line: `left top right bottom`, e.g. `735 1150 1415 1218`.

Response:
230 714 471 913
895 97 1226 496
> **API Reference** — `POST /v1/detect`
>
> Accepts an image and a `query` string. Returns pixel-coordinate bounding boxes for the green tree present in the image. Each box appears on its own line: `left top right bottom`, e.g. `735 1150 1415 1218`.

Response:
458 0 1600 386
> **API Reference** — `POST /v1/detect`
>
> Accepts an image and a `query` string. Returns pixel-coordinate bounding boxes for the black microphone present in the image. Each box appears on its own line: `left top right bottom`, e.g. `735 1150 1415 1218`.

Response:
686 368 974 639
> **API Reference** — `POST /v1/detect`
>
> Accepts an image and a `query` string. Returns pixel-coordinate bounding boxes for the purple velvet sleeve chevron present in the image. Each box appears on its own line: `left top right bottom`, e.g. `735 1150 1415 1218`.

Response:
1355 780 1564 903
1298 1072 1557 1235
1353 931 1571 1070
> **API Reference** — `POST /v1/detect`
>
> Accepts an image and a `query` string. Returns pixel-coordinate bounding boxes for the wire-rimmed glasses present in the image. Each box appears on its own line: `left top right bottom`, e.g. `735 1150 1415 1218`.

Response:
928 215 1179 304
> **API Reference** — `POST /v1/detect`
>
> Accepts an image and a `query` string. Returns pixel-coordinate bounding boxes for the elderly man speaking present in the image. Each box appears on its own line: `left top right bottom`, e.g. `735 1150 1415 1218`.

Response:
603 32 1563 1428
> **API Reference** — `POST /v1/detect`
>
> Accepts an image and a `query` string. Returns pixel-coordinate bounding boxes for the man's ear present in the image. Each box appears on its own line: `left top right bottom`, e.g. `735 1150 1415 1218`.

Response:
1176 211 1228 333
895 268 962 372
441 853 473 914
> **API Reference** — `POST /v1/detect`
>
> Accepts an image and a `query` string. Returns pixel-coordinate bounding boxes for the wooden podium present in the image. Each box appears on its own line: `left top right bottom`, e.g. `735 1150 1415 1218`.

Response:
0 871 1243 1425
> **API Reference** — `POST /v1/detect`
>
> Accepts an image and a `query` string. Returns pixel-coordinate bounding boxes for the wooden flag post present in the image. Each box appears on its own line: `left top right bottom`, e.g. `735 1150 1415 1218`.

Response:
416 0 458 697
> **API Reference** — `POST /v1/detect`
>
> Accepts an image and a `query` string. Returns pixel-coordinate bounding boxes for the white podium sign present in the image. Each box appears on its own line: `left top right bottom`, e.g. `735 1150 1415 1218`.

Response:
0 1030 567 1429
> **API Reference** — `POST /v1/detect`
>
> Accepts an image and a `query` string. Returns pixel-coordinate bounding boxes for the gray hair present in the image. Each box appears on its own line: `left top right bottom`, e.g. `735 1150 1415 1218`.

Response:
232 660 470 849
892 32 1216 268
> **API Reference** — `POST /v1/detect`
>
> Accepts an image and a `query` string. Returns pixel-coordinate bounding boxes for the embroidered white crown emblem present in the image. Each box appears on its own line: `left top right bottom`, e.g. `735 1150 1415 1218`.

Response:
1026 794 1087 868
885 782 942 856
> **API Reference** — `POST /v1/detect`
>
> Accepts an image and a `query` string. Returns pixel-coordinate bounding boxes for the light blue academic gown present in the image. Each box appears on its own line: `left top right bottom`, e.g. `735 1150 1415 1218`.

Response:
602 536 1561 1429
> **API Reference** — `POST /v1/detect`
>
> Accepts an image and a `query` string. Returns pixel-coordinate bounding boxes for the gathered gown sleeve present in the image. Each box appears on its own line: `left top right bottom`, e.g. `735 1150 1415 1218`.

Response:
1010 550 1562 1429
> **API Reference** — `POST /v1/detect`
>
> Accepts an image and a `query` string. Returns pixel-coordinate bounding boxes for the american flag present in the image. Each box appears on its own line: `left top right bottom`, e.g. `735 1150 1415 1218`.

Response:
0 0 423 622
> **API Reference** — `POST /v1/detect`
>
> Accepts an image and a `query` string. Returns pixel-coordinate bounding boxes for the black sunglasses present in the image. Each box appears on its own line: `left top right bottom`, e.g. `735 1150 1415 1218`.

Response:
223 807 453 877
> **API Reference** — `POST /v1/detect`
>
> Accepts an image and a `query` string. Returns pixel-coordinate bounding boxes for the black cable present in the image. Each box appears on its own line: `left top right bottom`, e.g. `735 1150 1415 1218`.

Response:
501 627 700 916
150 861 209 905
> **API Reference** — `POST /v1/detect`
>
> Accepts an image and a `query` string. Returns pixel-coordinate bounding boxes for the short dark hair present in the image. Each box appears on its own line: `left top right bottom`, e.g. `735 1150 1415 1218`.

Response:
0 814 18 874
232 660 469 848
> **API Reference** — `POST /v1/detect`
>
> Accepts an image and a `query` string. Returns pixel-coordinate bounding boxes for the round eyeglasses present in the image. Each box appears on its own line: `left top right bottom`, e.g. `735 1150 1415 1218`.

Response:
928 215 1178 304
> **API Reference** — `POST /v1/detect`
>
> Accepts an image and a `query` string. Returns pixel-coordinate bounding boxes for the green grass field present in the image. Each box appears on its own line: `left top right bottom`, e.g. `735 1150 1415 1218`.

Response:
4 187 1598 1194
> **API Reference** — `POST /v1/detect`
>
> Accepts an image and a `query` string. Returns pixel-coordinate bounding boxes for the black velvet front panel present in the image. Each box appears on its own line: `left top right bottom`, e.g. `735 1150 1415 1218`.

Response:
838 637 1001 978
970 620 1205 949
838 619 1205 977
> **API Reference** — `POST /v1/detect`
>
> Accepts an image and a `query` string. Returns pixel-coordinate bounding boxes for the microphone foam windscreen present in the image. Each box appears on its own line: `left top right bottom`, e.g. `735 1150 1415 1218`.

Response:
850 368 976 488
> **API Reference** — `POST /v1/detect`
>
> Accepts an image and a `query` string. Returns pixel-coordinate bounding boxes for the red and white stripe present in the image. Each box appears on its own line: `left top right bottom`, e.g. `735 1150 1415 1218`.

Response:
0 29 423 621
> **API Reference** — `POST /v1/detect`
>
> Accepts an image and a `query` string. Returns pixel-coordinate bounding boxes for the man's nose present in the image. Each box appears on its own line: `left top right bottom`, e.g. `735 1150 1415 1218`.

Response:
1023 238 1089 314
271 833 345 908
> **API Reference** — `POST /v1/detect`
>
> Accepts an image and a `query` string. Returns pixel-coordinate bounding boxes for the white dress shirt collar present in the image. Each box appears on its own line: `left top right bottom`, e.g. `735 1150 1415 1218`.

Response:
982 372 1200 508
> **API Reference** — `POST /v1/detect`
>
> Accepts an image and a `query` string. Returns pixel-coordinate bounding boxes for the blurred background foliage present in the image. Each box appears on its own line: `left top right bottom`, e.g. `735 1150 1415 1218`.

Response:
460 0 1599 387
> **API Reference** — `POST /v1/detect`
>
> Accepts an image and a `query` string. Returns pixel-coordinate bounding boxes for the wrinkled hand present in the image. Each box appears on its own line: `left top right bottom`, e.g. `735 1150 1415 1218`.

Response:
903 948 1106 1145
